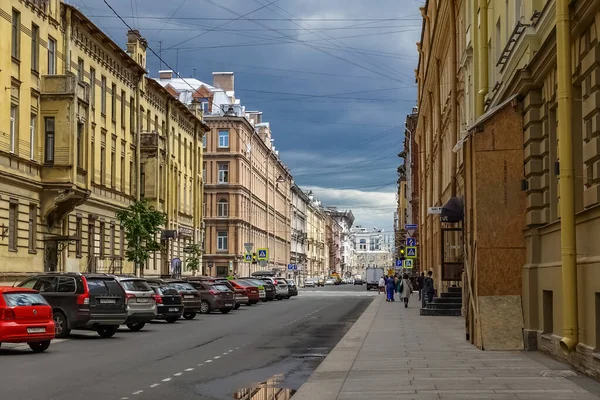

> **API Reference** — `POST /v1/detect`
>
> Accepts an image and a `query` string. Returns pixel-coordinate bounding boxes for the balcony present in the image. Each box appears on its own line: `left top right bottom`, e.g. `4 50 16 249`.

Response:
41 73 90 104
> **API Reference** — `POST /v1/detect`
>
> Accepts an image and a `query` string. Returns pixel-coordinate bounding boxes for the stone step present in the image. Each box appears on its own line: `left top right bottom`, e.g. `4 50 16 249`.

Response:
441 292 463 299
420 308 462 317
433 297 463 304
427 302 462 310
447 286 462 294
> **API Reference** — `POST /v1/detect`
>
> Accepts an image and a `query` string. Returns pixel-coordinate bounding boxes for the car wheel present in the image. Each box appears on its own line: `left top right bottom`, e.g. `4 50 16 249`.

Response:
165 317 179 323
200 301 211 314
53 311 70 338
126 322 146 332
183 312 196 320
97 326 118 338
220 308 231 314
28 340 51 353
234 304 241 310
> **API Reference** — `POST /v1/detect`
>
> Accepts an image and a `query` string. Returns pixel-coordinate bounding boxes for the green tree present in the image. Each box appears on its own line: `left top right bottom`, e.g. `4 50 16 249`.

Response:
185 244 203 274
116 199 166 275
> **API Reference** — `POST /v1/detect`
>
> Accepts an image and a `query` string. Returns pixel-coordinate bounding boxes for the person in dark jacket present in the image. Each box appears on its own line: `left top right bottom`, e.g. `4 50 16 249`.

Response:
423 271 435 304
416 272 425 301
385 275 396 302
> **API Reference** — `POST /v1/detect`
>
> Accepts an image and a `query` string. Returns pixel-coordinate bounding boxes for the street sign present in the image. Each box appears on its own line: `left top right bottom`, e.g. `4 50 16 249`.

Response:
405 224 418 237
404 259 413 269
406 237 417 246
288 264 294 270
406 246 417 259
428 207 443 215
294 264 298 270
244 253 252 262
395 259 403 267
183 245 195 253
244 242 254 253
258 259 268 267
257 248 268 260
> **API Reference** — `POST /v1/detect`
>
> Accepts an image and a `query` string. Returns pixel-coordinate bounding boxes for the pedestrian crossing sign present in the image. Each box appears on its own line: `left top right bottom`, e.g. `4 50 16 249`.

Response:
404 259 413 269
257 248 268 260
244 253 252 262
406 246 417 259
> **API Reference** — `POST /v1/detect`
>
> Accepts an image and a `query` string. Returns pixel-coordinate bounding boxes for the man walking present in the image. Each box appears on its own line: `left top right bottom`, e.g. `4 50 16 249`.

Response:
385 275 396 302
416 272 425 301
378 276 385 294
423 270 435 304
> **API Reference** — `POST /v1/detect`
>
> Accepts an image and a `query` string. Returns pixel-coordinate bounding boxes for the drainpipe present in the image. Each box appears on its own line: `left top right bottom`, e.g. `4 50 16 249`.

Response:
450 0 458 197
477 0 488 116
556 0 579 354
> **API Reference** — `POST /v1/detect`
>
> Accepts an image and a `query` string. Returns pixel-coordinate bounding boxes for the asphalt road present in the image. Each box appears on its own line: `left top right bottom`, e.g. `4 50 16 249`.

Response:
0 285 374 400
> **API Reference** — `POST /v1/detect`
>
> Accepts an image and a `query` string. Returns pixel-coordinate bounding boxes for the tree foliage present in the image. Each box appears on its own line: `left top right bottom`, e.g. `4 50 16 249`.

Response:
116 199 166 271
185 244 203 273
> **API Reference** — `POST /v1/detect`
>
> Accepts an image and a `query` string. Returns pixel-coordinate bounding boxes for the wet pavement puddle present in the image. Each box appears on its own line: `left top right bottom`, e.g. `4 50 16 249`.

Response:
232 374 296 399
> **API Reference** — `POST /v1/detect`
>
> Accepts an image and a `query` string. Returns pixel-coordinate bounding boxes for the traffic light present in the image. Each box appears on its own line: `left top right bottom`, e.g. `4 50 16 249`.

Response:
399 247 405 260
252 253 257 264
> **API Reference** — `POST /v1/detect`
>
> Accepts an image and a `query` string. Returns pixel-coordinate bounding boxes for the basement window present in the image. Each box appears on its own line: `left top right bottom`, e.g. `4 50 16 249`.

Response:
543 290 554 334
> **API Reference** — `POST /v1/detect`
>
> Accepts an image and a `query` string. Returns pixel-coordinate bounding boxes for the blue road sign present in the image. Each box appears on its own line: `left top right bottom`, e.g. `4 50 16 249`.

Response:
244 253 252 262
288 264 293 270
257 249 268 260
406 246 417 258
293 264 298 270
405 224 418 230
395 259 403 267
407 237 417 246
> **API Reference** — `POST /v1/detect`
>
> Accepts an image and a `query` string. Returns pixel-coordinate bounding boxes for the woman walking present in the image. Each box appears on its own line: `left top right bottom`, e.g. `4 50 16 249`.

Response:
385 275 396 302
399 274 413 308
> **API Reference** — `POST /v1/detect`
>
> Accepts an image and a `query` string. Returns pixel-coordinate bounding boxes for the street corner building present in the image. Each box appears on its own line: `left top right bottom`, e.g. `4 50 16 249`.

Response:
412 0 600 379
0 0 208 283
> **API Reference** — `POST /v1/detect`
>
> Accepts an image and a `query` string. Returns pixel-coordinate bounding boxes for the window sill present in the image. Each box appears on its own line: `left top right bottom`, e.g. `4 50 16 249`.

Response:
216 249 228 253
31 69 40 77
11 56 20 65
218 146 230 149
8 248 18 253
28 249 37 255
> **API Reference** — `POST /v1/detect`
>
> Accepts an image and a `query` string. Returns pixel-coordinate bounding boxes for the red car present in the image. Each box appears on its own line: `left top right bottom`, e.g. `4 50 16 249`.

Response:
0 287 55 353
229 280 260 305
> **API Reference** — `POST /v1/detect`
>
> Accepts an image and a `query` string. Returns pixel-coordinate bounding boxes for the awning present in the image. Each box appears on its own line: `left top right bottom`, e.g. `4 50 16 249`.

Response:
441 197 464 222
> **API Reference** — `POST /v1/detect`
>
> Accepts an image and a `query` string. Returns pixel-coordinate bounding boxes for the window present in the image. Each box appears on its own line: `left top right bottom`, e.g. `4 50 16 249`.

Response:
121 151 126 192
10 104 18 154
44 117 55 164
75 215 82 257
111 147 116 188
218 130 229 148
111 84 117 121
11 10 20 59
9 201 18 252
120 225 125 258
31 24 39 71
77 122 84 169
184 139 187 167
30 114 36 160
515 0 522 23
203 134 207 148
99 221 105 258
129 97 135 131
47 37 56 75
140 163 145 198
218 163 229 184
110 223 115 257
101 76 107 115
57 277 76 293
90 68 95 108
217 199 229 217
27 203 37 253
217 231 228 251
100 144 106 186
202 162 206 183
121 91 126 127
77 58 84 82
178 134 182 160
130 160 134 195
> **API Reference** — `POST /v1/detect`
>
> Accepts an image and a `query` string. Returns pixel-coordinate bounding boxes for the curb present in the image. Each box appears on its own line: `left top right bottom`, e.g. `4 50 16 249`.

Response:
292 295 383 399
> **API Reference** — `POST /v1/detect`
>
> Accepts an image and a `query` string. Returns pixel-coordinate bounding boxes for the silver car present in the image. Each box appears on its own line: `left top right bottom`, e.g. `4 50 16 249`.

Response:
260 277 290 300
113 276 157 331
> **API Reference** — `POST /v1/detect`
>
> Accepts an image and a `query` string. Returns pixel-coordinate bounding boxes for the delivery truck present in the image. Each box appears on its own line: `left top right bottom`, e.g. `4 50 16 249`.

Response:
365 267 385 291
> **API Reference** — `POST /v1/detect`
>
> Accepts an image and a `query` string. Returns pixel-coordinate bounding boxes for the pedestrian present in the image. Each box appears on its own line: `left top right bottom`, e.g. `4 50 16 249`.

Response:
385 275 396 302
378 276 385 294
423 270 435 304
416 272 425 301
394 275 400 293
399 273 413 308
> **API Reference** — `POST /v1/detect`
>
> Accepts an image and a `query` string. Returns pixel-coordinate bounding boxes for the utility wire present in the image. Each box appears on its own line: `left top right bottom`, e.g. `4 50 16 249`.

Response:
154 0 190 39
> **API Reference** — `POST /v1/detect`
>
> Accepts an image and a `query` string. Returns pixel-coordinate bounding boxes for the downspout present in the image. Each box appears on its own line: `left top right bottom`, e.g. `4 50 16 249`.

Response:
450 0 458 197
163 99 172 276
428 92 434 272
556 0 578 354
477 0 489 116
435 60 443 204
135 75 142 276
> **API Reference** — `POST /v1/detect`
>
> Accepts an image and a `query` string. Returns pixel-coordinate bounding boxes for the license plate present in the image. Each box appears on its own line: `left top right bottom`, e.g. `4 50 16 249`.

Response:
184 295 194 299
137 298 149 303
168 308 179 312
27 327 46 334
99 299 116 304
225 303 233 307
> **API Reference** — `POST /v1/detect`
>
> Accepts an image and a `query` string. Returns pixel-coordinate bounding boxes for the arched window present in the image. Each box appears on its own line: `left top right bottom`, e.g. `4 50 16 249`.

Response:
217 199 229 217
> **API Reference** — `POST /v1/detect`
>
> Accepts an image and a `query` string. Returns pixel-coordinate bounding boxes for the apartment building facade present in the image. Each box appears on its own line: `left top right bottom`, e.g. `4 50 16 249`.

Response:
324 207 355 277
157 72 292 277
0 0 206 283
290 184 309 282
305 192 327 278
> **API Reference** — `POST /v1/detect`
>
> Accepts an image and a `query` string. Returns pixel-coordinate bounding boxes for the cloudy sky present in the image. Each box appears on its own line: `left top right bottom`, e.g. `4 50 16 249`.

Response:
69 0 423 230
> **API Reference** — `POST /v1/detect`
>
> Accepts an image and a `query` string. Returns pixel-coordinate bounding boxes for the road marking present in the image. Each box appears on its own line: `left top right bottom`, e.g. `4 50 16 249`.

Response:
306 305 329 317
223 352 229 355
228 349 233 353
121 398 129 400
185 368 194 372
197 363 204 366
162 378 172 382
173 372 182 376
150 384 160 388
205 359 213 363
132 390 143 395
213 355 221 359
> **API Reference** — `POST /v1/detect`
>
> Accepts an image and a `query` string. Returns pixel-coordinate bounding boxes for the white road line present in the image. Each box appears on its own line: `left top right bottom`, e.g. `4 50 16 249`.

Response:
223 352 229 355
213 355 221 359
149 384 160 388
185 368 194 372
121 398 130 400
205 359 213 363
197 363 204 367
228 349 233 353
235 347 240 350
306 305 328 317
132 390 144 395
173 372 183 376
162 378 172 382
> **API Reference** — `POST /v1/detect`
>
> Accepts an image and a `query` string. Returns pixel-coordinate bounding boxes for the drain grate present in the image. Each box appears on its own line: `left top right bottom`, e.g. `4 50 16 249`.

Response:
294 354 327 360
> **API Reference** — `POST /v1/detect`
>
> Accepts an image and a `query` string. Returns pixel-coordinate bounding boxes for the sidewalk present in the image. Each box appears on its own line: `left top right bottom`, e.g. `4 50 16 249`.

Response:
293 294 600 400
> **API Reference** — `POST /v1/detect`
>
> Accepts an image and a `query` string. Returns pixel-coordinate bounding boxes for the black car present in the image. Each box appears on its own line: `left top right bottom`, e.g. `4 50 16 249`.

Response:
286 279 298 296
146 279 202 320
18 273 128 338
239 277 275 301
151 286 184 323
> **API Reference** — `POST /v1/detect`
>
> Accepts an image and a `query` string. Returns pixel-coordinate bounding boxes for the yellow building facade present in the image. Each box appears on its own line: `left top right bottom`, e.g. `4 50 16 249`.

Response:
0 0 206 283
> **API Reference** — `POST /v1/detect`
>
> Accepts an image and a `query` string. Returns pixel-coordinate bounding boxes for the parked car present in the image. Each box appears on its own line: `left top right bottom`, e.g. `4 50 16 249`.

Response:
0 287 55 353
240 277 275 301
317 278 325 287
259 277 289 300
112 276 157 331
18 273 127 338
229 280 260 304
237 279 266 301
150 286 183 323
190 281 234 314
325 278 336 286
304 278 316 288
287 280 298 297
211 279 248 309
146 279 202 320
354 277 363 285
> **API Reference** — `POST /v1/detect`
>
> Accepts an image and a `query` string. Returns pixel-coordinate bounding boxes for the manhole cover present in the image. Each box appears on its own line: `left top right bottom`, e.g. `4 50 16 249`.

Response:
541 370 577 377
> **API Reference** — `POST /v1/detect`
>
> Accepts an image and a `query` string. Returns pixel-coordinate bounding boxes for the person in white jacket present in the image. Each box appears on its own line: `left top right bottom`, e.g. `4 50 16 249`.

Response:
378 276 385 294
399 274 413 308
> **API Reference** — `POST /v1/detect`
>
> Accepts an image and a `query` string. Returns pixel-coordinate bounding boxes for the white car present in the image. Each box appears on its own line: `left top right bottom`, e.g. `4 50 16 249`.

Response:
325 278 336 285
304 279 316 288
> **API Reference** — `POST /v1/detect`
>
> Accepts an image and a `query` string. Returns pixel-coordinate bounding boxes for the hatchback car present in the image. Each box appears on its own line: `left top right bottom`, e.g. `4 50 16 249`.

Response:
187 281 235 314
151 286 183 323
214 279 248 309
113 276 157 331
229 280 260 304
240 277 275 301
0 287 55 353
238 279 267 301
325 278 336 285
287 280 298 297
304 279 316 288
18 273 127 338
260 277 289 300
146 279 202 320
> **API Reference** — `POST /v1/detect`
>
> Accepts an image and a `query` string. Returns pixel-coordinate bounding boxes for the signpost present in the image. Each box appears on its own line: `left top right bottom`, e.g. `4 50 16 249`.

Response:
406 237 417 247
244 253 252 262
428 207 443 215
395 259 403 268
288 264 298 270
406 246 418 259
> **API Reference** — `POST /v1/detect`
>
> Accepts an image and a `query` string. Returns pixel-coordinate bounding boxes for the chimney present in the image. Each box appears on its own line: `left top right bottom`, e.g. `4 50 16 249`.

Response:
126 30 147 69
159 70 173 80
213 72 234 92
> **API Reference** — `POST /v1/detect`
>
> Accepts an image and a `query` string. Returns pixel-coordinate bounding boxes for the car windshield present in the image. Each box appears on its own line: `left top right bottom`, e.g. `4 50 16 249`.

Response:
155 286 179 296
3 292 48 307
211 285 230 292
169 282 196 291
121 280 152 292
